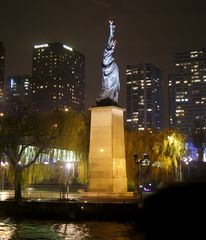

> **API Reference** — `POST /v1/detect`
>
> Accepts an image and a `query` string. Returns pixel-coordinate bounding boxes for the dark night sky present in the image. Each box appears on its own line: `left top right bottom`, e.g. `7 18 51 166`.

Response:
1 0 206 110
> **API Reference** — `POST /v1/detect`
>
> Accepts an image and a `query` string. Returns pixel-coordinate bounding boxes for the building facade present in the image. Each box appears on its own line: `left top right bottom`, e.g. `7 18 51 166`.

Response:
32 42 85 112
126 63 163 130
0 42 5 104
169 50 206 136
5 75 32 107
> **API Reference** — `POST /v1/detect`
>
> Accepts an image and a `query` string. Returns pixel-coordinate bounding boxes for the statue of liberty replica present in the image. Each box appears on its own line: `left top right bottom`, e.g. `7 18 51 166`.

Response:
96 21 120 106
86 21 130 198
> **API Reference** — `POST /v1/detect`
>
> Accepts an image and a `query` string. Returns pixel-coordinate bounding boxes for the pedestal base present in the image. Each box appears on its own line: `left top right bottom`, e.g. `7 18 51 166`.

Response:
88 106 128 194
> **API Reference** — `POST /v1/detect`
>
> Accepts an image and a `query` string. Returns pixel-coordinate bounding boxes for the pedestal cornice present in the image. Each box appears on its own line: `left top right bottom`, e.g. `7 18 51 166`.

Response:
89 105 125 112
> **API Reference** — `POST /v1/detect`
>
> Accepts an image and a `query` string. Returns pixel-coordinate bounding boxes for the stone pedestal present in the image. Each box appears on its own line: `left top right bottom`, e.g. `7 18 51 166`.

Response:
87 106 129 195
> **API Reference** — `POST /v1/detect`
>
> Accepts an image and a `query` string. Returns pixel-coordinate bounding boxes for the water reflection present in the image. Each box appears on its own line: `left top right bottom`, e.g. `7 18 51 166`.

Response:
54 223 90 239
0 218 16 239
0 218 144 240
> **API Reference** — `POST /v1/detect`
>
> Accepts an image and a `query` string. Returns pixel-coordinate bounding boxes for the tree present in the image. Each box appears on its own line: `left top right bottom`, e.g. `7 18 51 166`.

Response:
0 106 67 201
52 110 89 184
125 129 186 187
125 129 157 188
191 119 206 161
157 130 186 181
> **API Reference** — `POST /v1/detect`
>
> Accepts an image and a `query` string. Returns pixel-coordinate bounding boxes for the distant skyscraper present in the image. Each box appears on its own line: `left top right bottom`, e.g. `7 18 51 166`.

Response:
169 49 206 136
126 63 163 130
32 42 85 112
168 73 176 128
0 42 5 103
5 75 31 103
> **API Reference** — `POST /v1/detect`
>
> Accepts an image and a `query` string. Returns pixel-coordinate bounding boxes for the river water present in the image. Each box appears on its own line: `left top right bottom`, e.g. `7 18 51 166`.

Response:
0 217 145 240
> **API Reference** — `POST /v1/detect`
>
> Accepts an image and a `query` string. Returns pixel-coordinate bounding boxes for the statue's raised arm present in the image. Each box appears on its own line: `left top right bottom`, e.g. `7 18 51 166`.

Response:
96 21 120 106
108 21 115 46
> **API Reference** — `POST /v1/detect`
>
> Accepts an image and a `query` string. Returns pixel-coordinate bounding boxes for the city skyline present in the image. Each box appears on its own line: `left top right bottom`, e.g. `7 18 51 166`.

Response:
1 0 206 109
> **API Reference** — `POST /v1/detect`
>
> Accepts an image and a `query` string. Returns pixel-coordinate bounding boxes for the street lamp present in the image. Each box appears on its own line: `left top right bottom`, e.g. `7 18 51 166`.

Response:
133 153 149 205
183 156 192 180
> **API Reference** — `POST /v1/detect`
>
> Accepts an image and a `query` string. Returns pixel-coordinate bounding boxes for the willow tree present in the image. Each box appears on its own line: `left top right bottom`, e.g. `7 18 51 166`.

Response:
53 111 89 184
0 107 60 200
125 129 157 188
191 119 206 161
76 115 89 185
23 111 89 186
0 107 68 201
157 130 186 181
125 129 186 187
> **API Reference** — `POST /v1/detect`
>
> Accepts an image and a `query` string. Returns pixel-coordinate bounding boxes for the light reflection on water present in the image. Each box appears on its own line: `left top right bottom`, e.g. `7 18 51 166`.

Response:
0 218 144 240
0 219 16 239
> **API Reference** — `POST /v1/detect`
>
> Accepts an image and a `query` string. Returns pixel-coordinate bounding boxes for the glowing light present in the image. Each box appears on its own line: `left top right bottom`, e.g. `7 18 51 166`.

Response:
66 162 72 170
99 148 104 152
0 191 11 201
63 44 73 51
10 79 14 88
167 135 174 143
1 162 8 167
143 187 151 192
34 44 49 48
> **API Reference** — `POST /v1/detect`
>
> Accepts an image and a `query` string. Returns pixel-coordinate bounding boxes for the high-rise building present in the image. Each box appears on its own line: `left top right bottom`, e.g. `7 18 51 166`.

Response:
32 42 85 112
0 42 5 103
5 75 32 103
168 74 176 128
126 63 163 130
169 50 206 136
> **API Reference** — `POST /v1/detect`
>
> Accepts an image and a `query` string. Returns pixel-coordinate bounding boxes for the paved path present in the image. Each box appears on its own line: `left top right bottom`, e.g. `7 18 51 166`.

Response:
0 190 140 203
